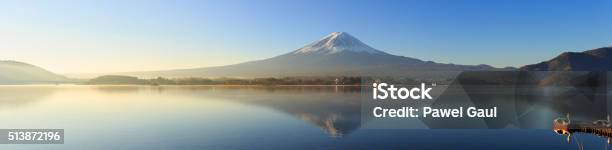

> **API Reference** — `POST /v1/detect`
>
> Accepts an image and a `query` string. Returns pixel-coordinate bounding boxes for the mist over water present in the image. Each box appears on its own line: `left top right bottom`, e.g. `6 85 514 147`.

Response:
0 85 605 150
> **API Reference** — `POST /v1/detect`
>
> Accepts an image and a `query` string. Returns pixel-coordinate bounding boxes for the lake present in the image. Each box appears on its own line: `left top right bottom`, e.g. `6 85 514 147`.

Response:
0 85 607 150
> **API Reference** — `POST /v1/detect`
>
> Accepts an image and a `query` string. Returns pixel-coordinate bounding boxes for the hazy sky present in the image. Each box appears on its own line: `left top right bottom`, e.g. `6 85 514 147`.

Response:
1 0 612 73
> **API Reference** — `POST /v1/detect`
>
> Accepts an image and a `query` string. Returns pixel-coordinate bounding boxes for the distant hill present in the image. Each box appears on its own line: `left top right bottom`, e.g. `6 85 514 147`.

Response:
0 60 68 84
118 32 503 78
519 46 612 87
521 46 612 71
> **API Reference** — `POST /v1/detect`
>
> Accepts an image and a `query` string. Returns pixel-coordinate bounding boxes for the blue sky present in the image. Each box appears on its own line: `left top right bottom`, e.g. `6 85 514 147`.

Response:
1 0 612 73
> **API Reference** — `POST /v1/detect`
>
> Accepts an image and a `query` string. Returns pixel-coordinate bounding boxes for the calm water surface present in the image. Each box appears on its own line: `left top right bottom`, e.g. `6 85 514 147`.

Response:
0 85 605 150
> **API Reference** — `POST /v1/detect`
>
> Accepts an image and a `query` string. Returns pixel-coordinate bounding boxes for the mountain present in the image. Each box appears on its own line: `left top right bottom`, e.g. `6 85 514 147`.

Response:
521 46 612 71
0 60 68 84
120 32 500 78
520 47 612 87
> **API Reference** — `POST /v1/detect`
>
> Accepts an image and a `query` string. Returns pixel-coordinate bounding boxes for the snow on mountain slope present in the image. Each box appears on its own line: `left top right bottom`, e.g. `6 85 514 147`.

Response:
293 32 385 55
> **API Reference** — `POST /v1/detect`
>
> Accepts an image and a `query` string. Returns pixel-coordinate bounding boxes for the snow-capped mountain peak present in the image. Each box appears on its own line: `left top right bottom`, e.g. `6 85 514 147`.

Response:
120 32 499 78
293 32 386 55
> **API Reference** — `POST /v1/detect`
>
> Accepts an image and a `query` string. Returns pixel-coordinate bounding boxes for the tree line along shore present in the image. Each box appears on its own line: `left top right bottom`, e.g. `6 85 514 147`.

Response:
84 75 449 86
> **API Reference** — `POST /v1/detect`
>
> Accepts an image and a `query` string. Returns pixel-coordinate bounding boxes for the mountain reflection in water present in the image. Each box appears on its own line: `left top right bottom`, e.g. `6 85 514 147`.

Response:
171 85 364 137
0 85 57 109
